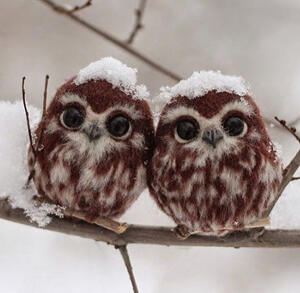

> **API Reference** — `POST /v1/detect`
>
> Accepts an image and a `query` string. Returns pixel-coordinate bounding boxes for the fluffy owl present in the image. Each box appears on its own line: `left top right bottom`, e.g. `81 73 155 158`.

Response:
148 71 282 237
28 57 154 220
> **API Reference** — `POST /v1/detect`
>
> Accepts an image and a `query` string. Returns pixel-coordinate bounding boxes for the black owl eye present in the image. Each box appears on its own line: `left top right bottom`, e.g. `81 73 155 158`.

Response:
176 120 198 141
223 116 245 136
62 107 84 129
107 115 130 137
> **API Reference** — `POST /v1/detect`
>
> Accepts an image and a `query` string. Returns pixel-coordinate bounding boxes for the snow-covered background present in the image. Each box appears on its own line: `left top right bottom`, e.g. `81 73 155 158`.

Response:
1 0 300 292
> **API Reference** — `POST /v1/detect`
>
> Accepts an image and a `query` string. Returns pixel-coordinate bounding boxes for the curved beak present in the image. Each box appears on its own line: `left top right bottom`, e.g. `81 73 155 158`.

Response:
84 123 102 142
202 127 223 148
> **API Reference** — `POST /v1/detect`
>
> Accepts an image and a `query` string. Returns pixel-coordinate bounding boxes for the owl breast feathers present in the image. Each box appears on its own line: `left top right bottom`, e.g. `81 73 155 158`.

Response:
148 90 282 235
28 78 154 219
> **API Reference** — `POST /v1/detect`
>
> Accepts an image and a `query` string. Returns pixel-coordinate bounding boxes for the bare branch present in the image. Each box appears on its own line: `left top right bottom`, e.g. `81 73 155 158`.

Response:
1 198 300 248
21 77 35 157
37 0 181 81
53 0 92 14
291 177 300 181
117 246 139 293
127 0 147 44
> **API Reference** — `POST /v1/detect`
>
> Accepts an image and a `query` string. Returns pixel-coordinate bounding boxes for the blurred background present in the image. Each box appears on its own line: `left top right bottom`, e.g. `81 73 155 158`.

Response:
1 0 300 292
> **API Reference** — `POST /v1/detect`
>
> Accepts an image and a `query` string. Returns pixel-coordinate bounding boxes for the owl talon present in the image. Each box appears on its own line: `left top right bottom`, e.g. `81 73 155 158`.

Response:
173 225 191 240
114 222 129 234
248 227 265 240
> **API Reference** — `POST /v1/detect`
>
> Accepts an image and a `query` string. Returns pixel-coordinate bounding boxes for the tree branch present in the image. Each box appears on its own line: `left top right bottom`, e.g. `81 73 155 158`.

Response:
37 0 181 81
127 0 147 44
1 198 300 248
117 245 139 293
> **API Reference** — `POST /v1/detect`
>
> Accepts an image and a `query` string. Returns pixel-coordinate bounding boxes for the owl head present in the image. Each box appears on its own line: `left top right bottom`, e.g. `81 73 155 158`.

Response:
155 71 278 164
36 57 154 165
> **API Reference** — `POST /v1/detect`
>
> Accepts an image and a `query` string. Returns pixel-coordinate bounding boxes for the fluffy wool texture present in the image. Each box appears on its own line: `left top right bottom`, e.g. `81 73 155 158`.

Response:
1 99 300 230
27 76 154 220
0 101 64 226
74 57 149 100
148 89 283 236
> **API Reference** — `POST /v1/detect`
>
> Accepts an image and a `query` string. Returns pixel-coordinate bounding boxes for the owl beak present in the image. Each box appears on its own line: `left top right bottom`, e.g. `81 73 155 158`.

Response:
202 128 223 148
84 124 102 142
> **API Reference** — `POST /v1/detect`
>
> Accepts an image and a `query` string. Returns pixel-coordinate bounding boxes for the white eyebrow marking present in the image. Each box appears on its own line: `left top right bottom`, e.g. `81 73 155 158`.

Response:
59 94 88 107
161 106 201 123
161 98 254 124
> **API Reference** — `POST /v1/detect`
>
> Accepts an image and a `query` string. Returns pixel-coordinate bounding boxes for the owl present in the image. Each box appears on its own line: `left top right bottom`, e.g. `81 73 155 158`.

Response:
148 71 282 238
28 58 154 222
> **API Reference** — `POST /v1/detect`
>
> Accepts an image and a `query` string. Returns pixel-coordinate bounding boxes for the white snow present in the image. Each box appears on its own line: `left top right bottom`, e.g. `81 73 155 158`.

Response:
74 57 149 99
159 70 249 101
270 181 300 229
0 101 64 226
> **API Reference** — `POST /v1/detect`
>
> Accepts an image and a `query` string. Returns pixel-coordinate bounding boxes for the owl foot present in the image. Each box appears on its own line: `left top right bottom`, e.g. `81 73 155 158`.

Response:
64 209 129 234
95 219 128 234
248 227 265 240
33 196 128 234
173 225 191 240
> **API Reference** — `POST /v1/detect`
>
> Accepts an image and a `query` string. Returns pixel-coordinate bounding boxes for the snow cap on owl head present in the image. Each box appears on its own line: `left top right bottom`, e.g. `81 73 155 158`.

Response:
74 57 149 100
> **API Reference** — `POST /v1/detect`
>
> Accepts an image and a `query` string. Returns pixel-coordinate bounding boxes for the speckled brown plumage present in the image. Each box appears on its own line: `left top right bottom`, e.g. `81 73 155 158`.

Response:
148 91 282 236
28 77 154 219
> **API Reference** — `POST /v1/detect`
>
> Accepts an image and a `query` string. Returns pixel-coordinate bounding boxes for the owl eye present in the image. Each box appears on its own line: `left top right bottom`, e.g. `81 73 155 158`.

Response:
107 115 130 137
61 107 85 129
176 120 198 141
223 116 245 136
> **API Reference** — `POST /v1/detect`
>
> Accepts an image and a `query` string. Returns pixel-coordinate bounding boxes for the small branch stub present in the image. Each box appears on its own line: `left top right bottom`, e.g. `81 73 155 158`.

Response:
127 0 147 44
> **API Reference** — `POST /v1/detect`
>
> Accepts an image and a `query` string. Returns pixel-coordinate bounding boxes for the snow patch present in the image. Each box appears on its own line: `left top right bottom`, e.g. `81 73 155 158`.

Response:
74 57 149 99
0 101 64 226
159 70 249 101
270 181 300 229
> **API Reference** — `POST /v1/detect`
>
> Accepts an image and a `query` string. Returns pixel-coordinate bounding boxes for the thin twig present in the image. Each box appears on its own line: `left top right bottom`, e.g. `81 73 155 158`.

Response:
37 0 181 81
127 0 147 44
1 198 300 247
35 75 49 152
291 177 300 181
21 77 35 156
53 0 92 14
117 246 139 293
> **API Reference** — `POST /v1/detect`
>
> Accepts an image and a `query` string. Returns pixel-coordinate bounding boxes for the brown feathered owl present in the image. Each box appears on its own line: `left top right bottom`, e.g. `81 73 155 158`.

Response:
148 71 282 237
28 57 154 220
